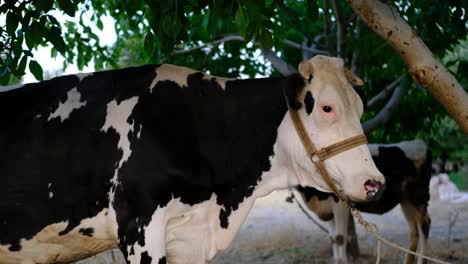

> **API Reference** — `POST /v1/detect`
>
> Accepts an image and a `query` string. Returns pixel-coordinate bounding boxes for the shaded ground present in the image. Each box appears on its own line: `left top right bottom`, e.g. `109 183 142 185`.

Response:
78 190 468 264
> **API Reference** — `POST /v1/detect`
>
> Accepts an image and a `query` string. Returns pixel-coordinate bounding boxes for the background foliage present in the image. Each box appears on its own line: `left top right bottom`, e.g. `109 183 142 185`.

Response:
0 0 467 182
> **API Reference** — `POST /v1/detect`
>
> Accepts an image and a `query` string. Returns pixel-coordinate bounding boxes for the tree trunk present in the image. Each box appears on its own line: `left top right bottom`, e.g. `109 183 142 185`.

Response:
346 0 468 134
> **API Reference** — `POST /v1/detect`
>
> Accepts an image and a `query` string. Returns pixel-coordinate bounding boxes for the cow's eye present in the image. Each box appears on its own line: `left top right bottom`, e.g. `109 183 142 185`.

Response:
322 106 333 113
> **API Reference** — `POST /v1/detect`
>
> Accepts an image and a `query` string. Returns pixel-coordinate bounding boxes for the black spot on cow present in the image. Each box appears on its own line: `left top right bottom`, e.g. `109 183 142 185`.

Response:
141 251 152 264
158 256 167 264
353 86 367 111
284 74 306 110
219 208 230 228
78 227 94 237
304 91 314 115
298 185 338 202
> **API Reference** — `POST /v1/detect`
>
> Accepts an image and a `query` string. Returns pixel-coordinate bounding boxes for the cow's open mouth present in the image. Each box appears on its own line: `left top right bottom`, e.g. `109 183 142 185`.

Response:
364 179 382 199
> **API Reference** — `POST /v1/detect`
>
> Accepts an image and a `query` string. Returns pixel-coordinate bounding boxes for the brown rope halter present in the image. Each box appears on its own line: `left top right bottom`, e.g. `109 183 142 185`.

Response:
287 103 368 204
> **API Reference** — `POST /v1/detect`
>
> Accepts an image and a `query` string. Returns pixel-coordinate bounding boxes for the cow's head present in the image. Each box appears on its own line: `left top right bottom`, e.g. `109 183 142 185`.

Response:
278 55 385 202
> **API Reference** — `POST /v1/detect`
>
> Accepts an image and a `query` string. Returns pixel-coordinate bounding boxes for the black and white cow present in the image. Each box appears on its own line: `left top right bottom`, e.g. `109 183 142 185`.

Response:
297 139 432 264
0 55 384 264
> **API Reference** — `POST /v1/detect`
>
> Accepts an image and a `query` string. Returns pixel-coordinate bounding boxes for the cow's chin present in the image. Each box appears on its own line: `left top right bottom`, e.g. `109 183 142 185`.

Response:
304 176 370 203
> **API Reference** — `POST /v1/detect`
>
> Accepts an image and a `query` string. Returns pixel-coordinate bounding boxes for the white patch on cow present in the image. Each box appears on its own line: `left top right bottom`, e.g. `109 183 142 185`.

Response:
49 192 54 199
150 64 232 92
150 64 196 91
75 72 93 82
136 124 143 139
47 88 87 122
35 114 42 119
130 206 167 263
48 183 52 188
101 97 139 186
101 97 139 246
0 83 25 92
0 210 119 263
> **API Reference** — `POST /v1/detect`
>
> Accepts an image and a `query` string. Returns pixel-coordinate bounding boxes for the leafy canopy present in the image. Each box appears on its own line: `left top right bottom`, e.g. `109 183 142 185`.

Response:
0 0 467 161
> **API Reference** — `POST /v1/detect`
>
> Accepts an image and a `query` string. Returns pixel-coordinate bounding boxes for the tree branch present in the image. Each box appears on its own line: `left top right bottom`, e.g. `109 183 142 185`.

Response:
367 76 403 108
172 35 244 55
331 0 347 58
347 0 468 133
282 39 328 55
362 84 404 133
171 35 328 57
260 47 297 76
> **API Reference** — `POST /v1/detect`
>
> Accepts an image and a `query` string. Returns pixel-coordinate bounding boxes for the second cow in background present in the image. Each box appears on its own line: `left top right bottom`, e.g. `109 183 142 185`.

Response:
297 139 432 264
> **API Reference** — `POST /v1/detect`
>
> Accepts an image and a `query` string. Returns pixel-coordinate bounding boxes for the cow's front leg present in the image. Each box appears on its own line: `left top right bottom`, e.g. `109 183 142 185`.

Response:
118 208 168 264
331 201 349 264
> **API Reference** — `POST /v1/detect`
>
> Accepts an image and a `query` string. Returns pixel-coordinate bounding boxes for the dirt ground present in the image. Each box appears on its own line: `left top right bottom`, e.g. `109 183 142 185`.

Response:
77 190 468 264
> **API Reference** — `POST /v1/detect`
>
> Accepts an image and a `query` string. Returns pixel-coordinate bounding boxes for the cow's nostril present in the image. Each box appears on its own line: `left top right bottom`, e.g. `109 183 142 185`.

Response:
364 179 382 200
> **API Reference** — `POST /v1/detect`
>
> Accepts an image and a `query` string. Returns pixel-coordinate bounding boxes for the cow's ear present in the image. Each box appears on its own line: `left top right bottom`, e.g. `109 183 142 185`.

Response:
298 60 313 81
344 67 364 86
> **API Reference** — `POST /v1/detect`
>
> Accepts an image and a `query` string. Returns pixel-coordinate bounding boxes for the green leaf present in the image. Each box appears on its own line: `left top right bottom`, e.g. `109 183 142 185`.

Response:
30 21 44 43
25 29 34 49
47 15 60 26
36 0 54 13
143 31 154 56
6 12 19 35
57 0 76 17
96 19 103 30
29 60 43 81
234 6 246 32
18 55 28 74
46 26 67 54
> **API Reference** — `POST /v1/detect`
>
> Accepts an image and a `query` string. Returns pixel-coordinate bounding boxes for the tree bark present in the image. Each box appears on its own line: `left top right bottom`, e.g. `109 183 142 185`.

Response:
346 0 468 134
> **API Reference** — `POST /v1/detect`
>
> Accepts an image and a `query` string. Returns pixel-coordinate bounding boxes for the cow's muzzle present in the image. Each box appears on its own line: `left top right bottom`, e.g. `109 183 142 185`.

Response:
364 179 385 201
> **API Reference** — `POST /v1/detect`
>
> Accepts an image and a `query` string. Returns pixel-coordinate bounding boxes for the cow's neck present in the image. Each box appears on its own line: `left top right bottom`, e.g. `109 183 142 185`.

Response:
217 74 305 198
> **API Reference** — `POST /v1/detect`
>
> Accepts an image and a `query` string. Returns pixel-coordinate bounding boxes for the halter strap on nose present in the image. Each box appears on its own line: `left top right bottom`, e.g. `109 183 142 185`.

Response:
287 104 368 204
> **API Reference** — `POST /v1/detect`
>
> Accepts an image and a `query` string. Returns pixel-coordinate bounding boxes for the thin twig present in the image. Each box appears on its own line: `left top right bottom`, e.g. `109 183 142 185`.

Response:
367 76 403 108
363 84 404 133
283 39 328 55
172 35 244 55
